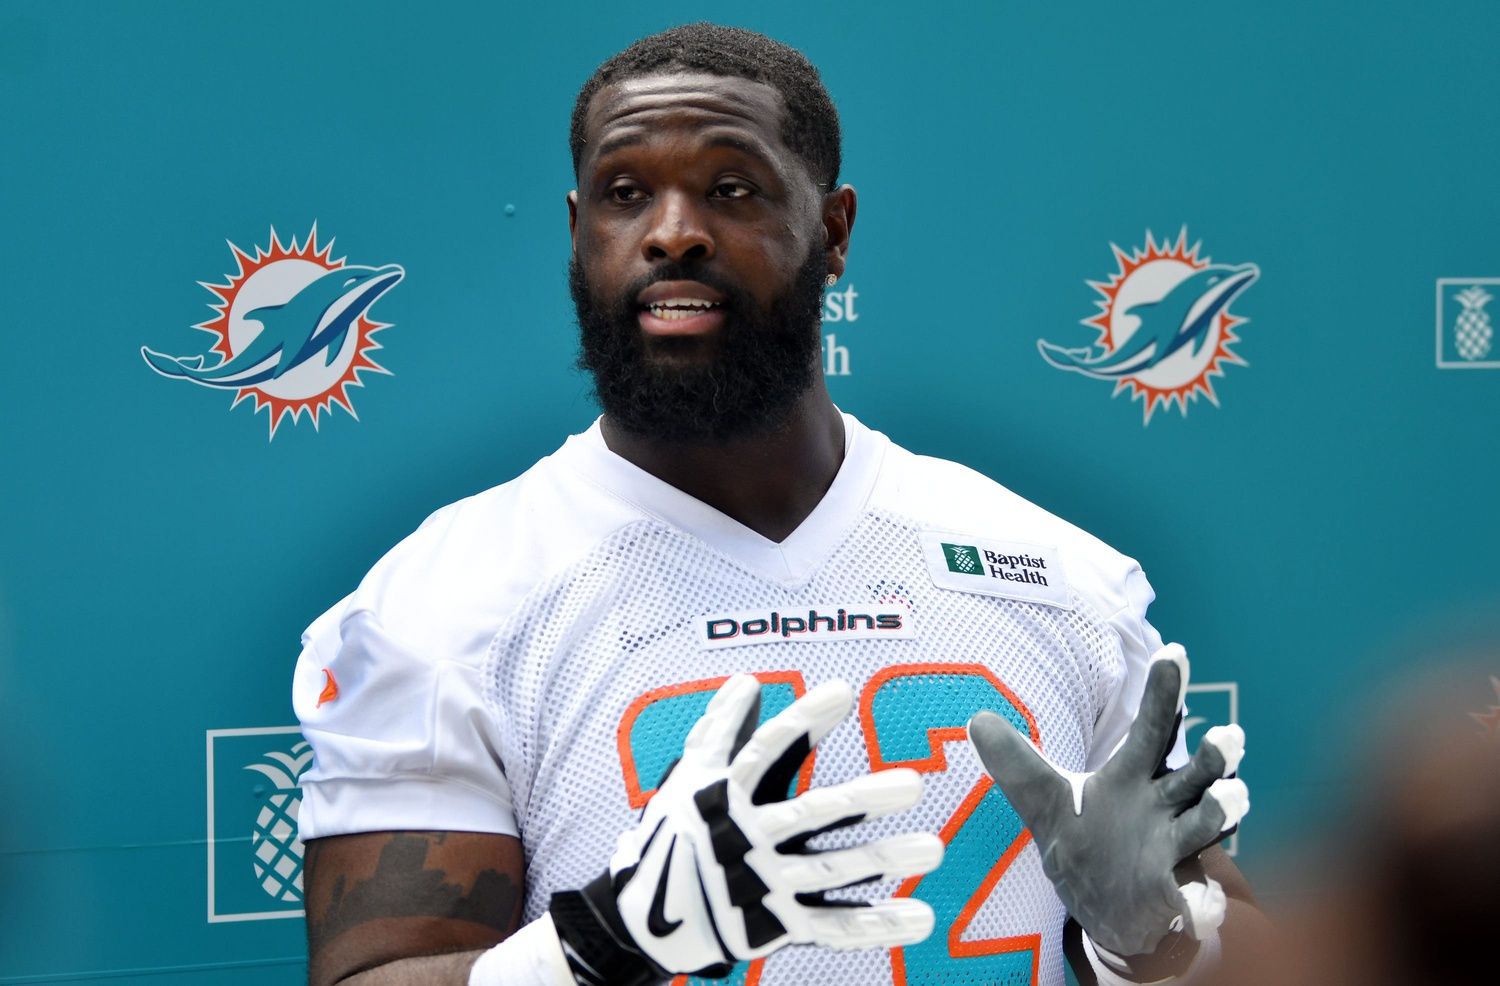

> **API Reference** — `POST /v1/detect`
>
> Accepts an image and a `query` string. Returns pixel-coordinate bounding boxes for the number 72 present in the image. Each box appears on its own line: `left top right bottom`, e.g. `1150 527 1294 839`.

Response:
615 664 1043 986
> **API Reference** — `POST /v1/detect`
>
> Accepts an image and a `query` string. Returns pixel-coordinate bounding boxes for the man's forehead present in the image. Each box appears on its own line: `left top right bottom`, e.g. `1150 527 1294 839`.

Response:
583 71 787 157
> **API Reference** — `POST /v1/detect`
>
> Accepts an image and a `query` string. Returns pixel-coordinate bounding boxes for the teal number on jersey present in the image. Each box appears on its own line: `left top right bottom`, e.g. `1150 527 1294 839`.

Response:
618 667 1041 986
864 665 1040 986
619 675 806 986
626 680 800 792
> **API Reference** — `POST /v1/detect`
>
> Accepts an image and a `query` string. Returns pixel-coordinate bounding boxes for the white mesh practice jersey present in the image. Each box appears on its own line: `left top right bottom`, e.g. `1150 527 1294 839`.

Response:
295 414 1186 986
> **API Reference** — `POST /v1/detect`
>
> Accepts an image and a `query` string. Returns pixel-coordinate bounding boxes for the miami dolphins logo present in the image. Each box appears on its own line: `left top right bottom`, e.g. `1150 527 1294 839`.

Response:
142 226 403 437
1038 229 1259 423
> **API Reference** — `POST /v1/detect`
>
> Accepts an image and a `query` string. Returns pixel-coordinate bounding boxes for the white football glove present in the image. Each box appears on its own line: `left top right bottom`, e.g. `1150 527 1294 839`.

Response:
549 674 944 985
968 644 1249 978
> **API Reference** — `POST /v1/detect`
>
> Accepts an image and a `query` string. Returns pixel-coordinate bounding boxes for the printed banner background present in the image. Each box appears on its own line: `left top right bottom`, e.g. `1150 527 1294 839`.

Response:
3 1 1498 982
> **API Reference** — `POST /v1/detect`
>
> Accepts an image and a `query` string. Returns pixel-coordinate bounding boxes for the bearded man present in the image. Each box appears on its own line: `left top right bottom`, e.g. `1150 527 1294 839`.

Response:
295 22 1262 986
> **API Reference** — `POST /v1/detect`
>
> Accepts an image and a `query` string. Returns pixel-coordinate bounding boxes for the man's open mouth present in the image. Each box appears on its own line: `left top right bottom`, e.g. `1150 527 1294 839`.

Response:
641 298 725 322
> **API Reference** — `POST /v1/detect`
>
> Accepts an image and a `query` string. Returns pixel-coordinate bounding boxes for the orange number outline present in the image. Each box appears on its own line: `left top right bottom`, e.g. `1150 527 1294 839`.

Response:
616 671 813 986
859 662 1042 986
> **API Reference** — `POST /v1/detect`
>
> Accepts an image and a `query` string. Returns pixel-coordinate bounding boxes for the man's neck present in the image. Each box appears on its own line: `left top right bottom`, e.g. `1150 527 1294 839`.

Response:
599 386 846 543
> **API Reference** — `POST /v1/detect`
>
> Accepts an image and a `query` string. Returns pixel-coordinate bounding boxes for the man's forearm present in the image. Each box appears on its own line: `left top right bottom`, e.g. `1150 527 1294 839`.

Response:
1204 841 1275 978
333 911 583 986
335 949 485 986
1210 894 1278 984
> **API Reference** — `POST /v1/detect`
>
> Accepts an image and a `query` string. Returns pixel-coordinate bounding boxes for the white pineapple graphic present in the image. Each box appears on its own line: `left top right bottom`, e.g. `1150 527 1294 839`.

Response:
1453 285 1494 361
243 741 314 902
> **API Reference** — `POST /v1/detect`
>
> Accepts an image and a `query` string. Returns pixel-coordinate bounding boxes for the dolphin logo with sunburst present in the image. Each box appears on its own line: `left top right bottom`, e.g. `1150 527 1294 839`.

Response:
1038 229 1259 423
142 225 403 438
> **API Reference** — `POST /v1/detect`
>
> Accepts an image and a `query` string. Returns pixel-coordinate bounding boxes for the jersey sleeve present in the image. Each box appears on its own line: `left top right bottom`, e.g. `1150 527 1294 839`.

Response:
1086 566 1191 772
293 605 518 840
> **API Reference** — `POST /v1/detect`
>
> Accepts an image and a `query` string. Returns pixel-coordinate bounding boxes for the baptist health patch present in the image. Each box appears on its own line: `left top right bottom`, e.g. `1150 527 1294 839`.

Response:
699 605 914 650
920 532 1072 609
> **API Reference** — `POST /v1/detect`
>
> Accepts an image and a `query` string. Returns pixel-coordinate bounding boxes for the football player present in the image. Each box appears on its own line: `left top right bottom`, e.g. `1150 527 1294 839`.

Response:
295 22 1264 986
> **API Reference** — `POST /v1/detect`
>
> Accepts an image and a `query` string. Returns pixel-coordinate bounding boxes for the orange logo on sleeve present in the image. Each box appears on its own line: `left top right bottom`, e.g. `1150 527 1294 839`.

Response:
317 668 339 707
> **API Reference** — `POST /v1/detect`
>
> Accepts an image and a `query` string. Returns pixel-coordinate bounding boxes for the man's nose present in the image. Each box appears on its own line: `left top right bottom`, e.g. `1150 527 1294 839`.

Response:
641 190 715 263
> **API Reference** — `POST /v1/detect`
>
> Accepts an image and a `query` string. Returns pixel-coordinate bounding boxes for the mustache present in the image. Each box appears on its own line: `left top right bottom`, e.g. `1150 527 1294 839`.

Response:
622 263 742 309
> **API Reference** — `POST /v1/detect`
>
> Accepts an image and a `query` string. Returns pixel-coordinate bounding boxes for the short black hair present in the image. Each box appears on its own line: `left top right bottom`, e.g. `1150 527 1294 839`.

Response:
570 22 841 191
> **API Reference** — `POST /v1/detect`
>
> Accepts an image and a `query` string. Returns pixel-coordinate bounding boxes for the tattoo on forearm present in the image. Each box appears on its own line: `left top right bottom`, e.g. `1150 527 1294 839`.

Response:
306 834 523 953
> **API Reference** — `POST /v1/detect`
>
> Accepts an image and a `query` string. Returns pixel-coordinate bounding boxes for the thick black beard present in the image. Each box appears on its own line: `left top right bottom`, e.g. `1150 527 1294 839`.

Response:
571 244 827 443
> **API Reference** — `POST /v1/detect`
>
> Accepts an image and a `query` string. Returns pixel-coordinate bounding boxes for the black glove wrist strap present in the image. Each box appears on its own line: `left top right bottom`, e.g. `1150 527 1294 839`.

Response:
1096 929 1203 983
549 881 664 986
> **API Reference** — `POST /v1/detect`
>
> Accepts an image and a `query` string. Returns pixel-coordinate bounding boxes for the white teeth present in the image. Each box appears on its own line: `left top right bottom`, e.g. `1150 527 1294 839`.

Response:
645 297 720 319
651 307 708 321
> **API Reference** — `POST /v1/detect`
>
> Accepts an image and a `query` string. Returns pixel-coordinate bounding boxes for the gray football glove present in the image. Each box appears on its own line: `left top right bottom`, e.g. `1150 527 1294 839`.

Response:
968 644 1248 965
551 674 944 985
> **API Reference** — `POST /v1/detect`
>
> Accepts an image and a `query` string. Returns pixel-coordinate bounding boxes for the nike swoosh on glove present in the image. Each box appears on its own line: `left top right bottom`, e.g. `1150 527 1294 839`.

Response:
550 674 945 985
968 644 1249 965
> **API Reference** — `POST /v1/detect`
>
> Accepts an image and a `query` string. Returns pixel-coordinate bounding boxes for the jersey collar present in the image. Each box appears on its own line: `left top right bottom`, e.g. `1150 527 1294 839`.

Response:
556 412 886 587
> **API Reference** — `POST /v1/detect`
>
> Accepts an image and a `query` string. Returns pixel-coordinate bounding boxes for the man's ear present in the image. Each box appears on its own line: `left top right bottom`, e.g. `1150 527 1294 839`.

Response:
822 184 857 280
567 190 579 256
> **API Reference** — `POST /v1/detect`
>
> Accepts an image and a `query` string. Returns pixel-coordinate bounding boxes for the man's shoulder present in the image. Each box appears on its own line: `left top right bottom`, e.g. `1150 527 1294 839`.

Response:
873 436 1144 612
305 437 647 664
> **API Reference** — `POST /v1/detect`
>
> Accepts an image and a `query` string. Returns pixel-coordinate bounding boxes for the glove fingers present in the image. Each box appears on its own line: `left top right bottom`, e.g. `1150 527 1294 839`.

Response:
968 710 1072 820
804 898 935 950
760 768 923 844
683 674 763 768
781 832 944 892
730 680 853 795
1158 724 1245 808
1113 644 1190 777
1178 875 1228 939
1170 778 1250 857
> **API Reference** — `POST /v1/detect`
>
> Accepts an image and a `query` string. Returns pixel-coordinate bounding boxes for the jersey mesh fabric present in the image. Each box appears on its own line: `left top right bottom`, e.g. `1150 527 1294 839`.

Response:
484 508 1124 986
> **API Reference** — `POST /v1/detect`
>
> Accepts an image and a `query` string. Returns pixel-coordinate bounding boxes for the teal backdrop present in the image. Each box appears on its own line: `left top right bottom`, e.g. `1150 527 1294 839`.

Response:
3 1 1499 983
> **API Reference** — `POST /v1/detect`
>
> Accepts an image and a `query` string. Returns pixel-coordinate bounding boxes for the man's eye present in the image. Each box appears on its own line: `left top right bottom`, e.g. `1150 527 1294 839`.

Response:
609 185 645 203
710 182 753 199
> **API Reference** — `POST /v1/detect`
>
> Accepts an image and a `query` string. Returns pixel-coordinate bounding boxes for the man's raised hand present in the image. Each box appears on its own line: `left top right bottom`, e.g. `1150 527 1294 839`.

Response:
549 674 943 985
967 644 1249 968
